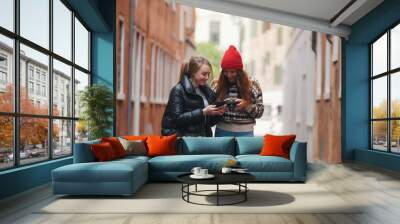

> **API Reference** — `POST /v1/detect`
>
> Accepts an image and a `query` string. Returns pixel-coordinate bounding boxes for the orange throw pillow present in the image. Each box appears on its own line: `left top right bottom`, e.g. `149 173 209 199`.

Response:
146 134 177 157
260 134 296 159
91 142 117 161
101 137 127 158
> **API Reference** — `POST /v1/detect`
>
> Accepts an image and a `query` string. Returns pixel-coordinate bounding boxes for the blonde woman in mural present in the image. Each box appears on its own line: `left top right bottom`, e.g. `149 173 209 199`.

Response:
161 56 224 137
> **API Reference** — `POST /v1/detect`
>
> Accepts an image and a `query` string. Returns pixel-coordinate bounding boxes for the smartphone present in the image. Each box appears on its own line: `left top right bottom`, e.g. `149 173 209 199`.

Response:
214 101 226 107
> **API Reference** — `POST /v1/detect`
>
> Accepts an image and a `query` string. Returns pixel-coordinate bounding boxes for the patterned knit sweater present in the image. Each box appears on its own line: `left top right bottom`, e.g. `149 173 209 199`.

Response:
210 77 264 131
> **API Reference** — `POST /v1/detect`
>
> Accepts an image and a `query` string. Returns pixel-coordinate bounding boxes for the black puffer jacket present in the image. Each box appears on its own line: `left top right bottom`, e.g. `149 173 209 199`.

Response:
161 75 219 137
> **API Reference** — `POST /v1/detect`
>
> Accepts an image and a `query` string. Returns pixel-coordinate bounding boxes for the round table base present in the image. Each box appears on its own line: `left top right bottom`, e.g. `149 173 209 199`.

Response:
181 183 249 206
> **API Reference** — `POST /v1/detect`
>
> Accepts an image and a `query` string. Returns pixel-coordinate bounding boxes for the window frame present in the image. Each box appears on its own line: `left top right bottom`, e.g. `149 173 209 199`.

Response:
0 0 92 171
370 21 400 154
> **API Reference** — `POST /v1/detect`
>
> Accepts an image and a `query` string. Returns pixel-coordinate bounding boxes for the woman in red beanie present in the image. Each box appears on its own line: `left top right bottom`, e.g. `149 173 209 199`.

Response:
211 45 264 137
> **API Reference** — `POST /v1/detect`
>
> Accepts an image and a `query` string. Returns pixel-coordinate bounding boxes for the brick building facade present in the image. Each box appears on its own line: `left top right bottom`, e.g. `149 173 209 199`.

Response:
115 0 196 135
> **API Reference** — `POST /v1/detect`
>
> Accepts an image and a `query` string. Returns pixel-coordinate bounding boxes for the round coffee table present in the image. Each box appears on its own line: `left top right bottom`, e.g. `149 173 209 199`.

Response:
177 172 255 206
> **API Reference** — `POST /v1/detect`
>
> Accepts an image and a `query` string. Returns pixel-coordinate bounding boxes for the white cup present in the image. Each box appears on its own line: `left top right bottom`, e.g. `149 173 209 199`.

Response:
191 167 202 176
221 167 232 174
200 169 208 176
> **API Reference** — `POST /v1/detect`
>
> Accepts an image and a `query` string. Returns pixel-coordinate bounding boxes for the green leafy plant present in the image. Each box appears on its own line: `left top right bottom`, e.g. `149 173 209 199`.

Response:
196 42 223 83
79 84 114 140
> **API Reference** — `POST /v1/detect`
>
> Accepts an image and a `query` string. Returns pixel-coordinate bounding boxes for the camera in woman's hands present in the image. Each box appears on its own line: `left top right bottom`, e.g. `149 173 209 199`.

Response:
224 98 238 111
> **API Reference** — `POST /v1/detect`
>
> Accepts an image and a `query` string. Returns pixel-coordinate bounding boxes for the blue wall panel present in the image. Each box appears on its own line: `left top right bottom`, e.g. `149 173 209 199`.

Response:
0 158 72 199
344 0 400 171
92 32 114 90
343 44 369 160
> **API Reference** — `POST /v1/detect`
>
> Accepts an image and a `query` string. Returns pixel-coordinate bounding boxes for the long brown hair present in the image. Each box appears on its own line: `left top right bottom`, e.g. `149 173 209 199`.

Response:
179 56 212 82
215 69 251 102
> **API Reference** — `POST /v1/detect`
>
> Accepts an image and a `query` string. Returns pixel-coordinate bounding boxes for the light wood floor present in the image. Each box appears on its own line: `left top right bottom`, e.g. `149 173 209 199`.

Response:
1 161 400 224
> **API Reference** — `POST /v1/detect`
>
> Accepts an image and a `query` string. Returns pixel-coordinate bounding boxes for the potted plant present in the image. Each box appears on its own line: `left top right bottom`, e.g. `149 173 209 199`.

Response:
79 84 114 140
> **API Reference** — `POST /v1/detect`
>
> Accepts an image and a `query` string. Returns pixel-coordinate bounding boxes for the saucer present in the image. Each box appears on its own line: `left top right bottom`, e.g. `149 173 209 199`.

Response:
190 174 215 179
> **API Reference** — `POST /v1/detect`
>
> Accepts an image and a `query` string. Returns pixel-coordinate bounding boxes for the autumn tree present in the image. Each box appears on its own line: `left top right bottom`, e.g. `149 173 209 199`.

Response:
372 99 400 144
0 84 59 152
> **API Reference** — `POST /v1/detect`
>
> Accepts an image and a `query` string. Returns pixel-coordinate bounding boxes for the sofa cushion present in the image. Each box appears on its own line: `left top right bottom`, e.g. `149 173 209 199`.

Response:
179 137 235 155
118 137 147 156
91 142 118 161
115 155 150 163
236 136 264 155
147 134 177 157
260 134 296 159
101 137 127 158
236 155 293 172
148 154 235 172
73 139 100 163
53 159 147 183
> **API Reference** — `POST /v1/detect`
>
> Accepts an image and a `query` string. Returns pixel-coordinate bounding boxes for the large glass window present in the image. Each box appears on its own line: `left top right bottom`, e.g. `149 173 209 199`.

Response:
0 35 14 113
53 0 72 60
20 0 49 49
53 119 72 158
0 0 14 32
0 116 13 169
370 23 400 154
19 117 49 165
74 69 89 118
20 44 49 115
53 59 72 117
0 1 91 170
74 17 89 70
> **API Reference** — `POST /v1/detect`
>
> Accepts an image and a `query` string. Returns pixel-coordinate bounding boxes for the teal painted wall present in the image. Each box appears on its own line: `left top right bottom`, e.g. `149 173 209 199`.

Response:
343 0 400 171
91 32 115 136
0 0 115 200
0 158 72 199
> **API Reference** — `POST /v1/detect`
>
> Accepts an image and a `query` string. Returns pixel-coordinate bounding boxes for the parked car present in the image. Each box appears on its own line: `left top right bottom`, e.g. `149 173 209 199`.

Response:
8 150 32 160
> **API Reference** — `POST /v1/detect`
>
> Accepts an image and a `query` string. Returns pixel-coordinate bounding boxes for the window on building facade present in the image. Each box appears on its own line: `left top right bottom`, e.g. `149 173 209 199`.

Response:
29 67 34 80
0 71 6 85
117 17 125 98
150 44 156 103
277 27 283 45
274 65 283 85
371 23 400 154
140 37 147 101
209 21 220 44
28 81 34 94
262 22 271 33
0 0 91 170
0 53 7 91
324 38 332 100
0 55 6 67
250 21 257 38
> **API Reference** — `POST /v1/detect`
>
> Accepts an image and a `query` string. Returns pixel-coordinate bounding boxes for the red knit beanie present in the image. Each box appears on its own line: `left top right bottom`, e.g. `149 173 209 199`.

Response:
221 45 243 70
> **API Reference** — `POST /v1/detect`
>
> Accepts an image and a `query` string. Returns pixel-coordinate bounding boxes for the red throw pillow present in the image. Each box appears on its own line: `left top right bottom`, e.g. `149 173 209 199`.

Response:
91 142 117 161
146 134 177 157
101 137 127 158
260 134 296 159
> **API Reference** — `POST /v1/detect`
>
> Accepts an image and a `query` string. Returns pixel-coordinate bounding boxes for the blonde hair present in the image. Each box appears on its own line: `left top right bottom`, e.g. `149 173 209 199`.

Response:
179 56 212 82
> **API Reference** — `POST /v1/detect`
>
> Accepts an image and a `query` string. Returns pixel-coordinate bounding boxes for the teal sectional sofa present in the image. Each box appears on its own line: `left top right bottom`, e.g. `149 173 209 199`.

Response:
52 137 307 196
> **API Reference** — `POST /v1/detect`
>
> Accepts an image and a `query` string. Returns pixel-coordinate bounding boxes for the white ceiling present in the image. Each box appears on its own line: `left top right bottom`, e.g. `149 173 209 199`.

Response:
175 0 384 38
226 0 353 23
